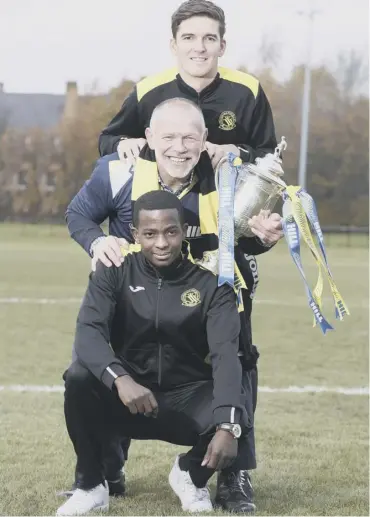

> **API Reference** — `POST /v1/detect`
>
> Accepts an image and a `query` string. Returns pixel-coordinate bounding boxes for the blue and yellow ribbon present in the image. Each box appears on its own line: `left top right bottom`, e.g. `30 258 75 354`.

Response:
218 153 242 289
282 186 350 333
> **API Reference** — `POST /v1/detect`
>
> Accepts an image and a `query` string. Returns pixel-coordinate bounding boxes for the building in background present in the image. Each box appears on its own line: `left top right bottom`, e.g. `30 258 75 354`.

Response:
0 82 95 220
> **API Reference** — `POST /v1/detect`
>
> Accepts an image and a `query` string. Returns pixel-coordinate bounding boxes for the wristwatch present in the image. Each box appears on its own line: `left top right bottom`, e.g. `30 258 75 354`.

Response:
89 236 106 257
216 423 242 439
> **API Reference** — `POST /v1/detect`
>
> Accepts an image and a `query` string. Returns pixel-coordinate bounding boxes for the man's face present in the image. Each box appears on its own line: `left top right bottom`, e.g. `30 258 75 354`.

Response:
133 208 187 268
145 105 207 181
171 16 226 79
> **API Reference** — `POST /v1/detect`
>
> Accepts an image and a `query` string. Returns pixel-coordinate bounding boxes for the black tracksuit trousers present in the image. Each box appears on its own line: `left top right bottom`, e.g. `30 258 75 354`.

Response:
65 361 251 489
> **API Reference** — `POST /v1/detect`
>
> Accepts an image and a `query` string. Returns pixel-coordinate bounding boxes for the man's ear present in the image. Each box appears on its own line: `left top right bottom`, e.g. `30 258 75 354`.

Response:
182 223 188 239
145 127 154 150
219 38 226 57
170 38 177 56
131 227 140 244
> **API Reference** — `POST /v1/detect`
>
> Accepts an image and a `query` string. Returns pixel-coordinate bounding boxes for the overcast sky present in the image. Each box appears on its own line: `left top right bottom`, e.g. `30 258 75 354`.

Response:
0 0 368 94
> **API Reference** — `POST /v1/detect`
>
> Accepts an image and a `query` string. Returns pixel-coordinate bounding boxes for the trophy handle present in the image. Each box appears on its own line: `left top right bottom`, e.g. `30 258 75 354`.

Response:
214 155 237 192
263 184 287 212
274 136 287 159
214 156 226 192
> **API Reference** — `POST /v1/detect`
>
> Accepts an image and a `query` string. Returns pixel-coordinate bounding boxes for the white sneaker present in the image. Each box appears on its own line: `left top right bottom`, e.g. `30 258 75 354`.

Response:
168 455 213 513
56 481 109 516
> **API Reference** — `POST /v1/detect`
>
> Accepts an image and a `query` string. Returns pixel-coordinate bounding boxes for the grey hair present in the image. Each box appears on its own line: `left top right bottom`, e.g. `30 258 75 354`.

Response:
149 97 206 130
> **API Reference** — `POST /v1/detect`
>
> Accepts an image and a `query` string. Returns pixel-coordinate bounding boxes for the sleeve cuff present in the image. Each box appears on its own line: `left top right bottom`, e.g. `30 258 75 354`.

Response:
237 236 276 256
87 233 106 257
113 136 128 152
255 236 274 248
237 146 253 163
101 362 129 390
89 235 106 257
213 406 241 426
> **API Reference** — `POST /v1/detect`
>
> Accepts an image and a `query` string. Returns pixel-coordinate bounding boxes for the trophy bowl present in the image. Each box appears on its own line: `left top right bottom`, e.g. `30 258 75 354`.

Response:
233 161 287 238
215 137 288 239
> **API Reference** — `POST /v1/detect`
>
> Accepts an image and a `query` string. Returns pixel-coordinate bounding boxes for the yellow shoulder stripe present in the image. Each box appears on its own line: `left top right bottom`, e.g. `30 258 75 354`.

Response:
136 67 259 101
219 67 259 99
136 68 178 101
131 157 158 201
120 243 141 257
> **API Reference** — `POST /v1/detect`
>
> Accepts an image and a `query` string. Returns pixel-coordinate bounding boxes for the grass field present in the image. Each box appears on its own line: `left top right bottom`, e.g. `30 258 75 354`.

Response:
0 223 368 516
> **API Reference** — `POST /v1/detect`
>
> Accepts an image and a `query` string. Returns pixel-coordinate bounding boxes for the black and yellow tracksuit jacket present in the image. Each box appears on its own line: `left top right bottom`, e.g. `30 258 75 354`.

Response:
98 67 277 162
74 250 245 426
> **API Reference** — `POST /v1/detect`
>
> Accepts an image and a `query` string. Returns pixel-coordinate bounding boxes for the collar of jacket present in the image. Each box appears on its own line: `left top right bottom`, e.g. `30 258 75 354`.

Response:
139 249 192 281
136 145 216 196
176 72 222 99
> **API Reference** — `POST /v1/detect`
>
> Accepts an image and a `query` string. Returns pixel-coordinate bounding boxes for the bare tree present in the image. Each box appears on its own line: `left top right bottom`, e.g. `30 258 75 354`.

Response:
335 49 369 100
258 34 282 69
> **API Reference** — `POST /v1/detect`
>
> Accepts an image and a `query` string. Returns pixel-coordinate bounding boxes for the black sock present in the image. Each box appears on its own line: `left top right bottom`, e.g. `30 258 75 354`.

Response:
178 453 191 472
178 453 209 488
188 466 209 488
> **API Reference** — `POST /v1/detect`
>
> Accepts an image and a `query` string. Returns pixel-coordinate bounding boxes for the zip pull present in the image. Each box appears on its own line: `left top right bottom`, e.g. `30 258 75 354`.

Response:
157 278 163 290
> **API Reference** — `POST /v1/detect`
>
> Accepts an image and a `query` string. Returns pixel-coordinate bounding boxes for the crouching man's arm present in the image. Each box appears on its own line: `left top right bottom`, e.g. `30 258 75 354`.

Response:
74 262 158 415
74 261 128 388
202 284 243 470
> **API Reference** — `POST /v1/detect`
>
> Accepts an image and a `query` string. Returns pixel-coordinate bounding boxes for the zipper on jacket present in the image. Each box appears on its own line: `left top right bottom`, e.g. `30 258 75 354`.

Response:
155 277 163 385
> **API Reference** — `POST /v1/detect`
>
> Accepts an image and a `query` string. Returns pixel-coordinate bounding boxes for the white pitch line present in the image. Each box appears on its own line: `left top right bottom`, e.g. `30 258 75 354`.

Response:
0 385 65 392
0 297 81 305
254 298 369 309
0 297 368 309
259 386 369 395
0 385 368 396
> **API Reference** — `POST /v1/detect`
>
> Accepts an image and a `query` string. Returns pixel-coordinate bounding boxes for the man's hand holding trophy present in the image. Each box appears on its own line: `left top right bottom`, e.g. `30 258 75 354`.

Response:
248 209 283 246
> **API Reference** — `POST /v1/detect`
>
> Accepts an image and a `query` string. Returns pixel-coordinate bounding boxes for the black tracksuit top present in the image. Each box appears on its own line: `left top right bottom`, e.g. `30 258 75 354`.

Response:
98 66 277 163
74 251 245 425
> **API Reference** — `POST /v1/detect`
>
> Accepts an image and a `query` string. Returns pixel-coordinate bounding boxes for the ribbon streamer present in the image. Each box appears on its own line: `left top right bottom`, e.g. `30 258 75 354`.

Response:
282 186 350 333
297 189 350 321
218 153 241 288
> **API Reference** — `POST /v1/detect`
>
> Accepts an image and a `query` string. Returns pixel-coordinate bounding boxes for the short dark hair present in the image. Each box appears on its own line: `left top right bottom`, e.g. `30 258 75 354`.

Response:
133 190 185 227
171 0 226 39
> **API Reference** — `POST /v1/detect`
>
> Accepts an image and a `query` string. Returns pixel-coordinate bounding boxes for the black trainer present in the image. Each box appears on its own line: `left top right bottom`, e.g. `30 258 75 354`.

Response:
214 470 256 514
57 469 126 498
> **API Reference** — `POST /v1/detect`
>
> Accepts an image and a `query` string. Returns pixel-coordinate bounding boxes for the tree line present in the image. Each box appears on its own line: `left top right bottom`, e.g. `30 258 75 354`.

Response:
0 61 368 226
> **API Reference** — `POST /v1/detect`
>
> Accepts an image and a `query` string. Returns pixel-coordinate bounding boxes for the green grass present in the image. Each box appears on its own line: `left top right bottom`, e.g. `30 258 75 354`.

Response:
0 223 368 516
1 392 367 516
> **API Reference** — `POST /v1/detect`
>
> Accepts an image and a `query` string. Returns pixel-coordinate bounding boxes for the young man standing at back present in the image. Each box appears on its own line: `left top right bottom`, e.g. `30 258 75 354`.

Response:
99 0 277 170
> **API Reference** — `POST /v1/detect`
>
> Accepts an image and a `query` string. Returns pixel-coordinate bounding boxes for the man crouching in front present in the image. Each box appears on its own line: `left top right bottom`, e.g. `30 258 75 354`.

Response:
57 190 248 516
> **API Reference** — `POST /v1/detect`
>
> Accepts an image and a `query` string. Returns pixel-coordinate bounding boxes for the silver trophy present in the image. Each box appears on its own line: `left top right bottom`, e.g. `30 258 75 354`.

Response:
196 137 288 273
232 136 287 238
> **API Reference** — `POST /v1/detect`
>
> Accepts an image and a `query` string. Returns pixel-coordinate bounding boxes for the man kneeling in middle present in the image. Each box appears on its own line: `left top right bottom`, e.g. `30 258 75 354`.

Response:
57 190 249 516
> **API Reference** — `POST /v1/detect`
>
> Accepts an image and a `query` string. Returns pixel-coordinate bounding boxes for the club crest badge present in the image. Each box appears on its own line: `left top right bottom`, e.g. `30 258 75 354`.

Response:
218 111 236 131
181 288 201 307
